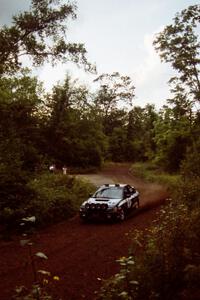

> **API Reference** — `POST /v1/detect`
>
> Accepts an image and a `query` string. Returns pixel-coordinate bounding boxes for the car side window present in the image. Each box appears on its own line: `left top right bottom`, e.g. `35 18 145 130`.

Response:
124 186 132 198
124 187 129 198
128 185 135 193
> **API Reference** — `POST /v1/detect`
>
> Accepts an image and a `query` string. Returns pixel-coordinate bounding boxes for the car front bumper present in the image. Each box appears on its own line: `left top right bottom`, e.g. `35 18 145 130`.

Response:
79 208 121 221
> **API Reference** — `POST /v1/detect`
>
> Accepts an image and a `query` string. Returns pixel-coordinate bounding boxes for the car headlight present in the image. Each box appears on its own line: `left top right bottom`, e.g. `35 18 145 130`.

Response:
96 204 101 210
85 203 90 210
90 203 96 210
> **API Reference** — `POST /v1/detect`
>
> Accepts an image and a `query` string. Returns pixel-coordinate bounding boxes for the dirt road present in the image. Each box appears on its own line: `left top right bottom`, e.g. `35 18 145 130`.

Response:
0 164 168 300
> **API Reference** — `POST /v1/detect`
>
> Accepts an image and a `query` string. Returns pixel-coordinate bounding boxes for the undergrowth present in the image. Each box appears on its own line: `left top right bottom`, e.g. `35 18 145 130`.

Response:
130 162 180 191
97 162 200 300
0 173 95 234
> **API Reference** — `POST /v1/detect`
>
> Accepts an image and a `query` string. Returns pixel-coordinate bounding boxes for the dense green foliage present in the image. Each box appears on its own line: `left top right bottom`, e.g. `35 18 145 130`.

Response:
154 4 200 103
27 173 95 226
0 172 95 230
44 75 107 168
98 200 200 300
0 2 199 298
97 4 200 300
97 160 200 300
0 0 93 75
0 2 199 226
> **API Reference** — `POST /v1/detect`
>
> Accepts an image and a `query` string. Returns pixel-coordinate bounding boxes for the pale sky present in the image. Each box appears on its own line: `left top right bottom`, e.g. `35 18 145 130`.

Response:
0 0 198 108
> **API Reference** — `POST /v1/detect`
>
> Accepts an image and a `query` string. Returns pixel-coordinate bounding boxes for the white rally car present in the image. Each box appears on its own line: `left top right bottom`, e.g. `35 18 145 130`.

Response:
79 183 140 222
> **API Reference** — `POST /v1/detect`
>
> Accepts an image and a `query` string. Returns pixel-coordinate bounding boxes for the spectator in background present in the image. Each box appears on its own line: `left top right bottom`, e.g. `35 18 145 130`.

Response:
49 164 56 173
62 165 68 175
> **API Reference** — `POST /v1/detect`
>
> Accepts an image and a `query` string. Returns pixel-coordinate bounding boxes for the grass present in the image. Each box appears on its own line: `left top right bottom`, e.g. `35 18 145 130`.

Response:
130 162 180 191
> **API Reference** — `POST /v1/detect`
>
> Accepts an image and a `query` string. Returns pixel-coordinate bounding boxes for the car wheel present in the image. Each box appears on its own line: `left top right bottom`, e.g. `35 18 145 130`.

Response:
119 208 125 221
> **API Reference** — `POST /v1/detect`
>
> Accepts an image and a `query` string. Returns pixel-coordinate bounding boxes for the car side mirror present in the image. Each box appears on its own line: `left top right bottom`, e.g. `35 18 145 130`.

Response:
125 192 131 198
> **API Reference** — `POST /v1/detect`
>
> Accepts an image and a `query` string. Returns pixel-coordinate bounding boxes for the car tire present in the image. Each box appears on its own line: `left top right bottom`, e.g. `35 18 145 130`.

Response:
119 208 125 221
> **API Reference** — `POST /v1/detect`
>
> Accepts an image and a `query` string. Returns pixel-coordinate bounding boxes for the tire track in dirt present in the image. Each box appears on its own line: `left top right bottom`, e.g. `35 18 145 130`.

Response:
0 164 168 300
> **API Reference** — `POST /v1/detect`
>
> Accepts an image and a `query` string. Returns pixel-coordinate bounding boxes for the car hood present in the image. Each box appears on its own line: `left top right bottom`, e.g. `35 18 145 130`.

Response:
87 197 121 206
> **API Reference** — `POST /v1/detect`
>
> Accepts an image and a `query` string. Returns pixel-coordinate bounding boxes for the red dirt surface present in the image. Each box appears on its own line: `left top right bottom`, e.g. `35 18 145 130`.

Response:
0 164 168 300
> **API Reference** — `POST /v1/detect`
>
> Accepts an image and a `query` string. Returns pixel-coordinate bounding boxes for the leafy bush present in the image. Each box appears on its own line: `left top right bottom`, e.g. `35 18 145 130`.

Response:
98 163 200 300
0 165 36 233
98 202 200 300
176 139 200 209
0 172 95 234
173 177 200 210
26 173 95 226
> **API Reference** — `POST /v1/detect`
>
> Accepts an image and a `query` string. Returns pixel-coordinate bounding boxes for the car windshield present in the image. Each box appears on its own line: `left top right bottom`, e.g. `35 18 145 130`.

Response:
94 187 123 199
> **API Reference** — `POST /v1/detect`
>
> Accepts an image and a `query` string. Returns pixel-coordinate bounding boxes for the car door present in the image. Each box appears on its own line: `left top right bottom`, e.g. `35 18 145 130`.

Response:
128 185 139 208
125 185 138 208
123 186 132 210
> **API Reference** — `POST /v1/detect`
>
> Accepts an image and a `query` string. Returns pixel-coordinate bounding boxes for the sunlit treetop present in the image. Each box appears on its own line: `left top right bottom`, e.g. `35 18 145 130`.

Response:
0 0 95 75
154 4 200 103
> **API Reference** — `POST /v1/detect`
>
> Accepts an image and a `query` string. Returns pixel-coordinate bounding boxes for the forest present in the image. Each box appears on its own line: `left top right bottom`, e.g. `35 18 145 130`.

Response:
0 1 200 299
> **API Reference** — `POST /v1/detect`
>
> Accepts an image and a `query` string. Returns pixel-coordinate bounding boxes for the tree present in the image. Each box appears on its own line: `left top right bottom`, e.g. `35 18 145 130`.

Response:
167 82 193 120
45 76 107 167
94 72 135 114
126 105 158 162
153 5 200 104
109 127 127 162
142 104 158 160
0 70 43 172
153 105 191 172
93 72 135 135
0 71 43 219
0 0 93 75
47 75 90 127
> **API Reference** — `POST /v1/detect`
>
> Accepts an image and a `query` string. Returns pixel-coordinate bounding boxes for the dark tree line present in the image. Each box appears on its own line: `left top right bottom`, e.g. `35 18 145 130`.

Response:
0 2 200 222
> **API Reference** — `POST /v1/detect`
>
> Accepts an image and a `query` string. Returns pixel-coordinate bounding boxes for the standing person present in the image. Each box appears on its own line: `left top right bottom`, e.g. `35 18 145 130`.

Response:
49 164 56 173
62 165 68 175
